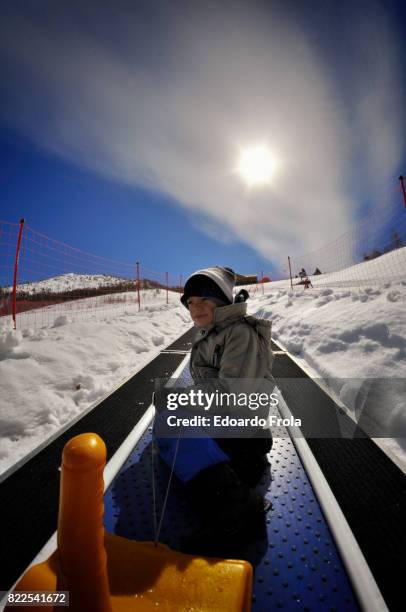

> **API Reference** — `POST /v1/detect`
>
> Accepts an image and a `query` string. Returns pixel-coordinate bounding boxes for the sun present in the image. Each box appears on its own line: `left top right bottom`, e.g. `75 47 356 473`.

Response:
236 145 277 188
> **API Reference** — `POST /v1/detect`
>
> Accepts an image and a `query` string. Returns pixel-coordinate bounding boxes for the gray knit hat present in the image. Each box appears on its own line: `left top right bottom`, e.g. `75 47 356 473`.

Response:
181 266 236 309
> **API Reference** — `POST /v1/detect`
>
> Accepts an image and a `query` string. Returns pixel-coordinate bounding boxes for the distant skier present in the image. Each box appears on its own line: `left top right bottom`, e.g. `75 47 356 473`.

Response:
303 277 313 289
155 266 274 556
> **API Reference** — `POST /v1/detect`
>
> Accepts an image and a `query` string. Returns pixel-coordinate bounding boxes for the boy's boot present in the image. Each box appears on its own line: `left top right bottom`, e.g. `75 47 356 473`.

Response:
180 462 266 557
217 434 273 487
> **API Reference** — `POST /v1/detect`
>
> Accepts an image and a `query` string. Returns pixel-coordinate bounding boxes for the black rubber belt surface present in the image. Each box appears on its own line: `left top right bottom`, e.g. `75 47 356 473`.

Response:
166 325 281 352
1 327 194 591
273 353 406 612
165 327 195 350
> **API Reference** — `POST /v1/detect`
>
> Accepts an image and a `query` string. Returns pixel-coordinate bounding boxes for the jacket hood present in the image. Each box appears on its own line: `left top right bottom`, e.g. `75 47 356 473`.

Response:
244 314 272 343
199 303 272 341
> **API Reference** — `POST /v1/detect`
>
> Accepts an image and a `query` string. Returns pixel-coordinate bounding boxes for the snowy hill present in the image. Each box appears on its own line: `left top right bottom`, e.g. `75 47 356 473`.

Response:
5 272 174 294
6 273 132 294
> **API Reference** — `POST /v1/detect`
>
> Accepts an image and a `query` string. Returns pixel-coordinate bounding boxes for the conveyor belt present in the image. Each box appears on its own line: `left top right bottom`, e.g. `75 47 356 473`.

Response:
103 362 360 611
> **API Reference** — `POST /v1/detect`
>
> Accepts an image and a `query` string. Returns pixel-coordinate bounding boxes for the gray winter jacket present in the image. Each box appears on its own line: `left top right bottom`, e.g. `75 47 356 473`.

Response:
190 302 274 382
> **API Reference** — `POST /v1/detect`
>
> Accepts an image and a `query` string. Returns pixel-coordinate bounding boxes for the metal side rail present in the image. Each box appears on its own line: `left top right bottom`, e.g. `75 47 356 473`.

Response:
103 359 386 611
271 340 405 612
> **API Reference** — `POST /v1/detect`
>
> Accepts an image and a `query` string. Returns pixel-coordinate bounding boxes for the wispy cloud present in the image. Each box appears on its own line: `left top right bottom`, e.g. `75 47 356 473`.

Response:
0 0 404 265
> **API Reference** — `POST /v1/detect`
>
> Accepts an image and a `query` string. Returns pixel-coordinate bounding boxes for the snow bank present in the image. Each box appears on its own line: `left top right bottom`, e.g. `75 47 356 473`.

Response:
0 328 23 358
0 302 191 475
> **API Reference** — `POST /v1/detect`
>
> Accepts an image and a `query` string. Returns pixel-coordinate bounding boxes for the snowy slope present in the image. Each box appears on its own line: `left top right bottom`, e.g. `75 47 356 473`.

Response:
244 251 406 472
0 298 191 475
0 250 405 476
248 282 406 467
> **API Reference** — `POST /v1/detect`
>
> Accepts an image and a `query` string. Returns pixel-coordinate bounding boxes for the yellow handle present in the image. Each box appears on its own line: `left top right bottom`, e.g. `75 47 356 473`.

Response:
57 433 112 612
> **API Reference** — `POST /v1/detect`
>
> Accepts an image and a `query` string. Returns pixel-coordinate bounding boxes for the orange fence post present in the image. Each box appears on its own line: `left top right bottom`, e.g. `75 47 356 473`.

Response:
12 218 25 330
136 261 141 310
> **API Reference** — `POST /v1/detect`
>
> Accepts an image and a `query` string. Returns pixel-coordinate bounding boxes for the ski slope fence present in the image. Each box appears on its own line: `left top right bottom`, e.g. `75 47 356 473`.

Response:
1 179 405 329
288 183 406 288
0 220 185 329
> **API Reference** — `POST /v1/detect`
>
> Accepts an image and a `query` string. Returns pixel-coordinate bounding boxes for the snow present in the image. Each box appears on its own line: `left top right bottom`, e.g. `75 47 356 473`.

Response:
290 241 406 287
253 287 406 379
0 294 191 475
245 260 406 472
0 249 405 477
6 273 133 294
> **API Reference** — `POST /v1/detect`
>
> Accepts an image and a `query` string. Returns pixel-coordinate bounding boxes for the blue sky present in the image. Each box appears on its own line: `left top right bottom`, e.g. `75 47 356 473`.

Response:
1 0 405 281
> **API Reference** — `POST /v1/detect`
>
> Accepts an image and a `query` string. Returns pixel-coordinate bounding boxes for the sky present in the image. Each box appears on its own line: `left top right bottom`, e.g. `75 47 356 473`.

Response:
0 0 405 281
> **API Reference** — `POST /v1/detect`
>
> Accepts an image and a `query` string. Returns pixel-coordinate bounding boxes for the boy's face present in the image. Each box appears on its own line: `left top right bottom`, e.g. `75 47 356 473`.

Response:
187 296 217 328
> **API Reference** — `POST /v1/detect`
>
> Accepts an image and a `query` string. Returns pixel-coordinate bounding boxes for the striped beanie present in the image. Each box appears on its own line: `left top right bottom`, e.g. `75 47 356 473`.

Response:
181 267 236 309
